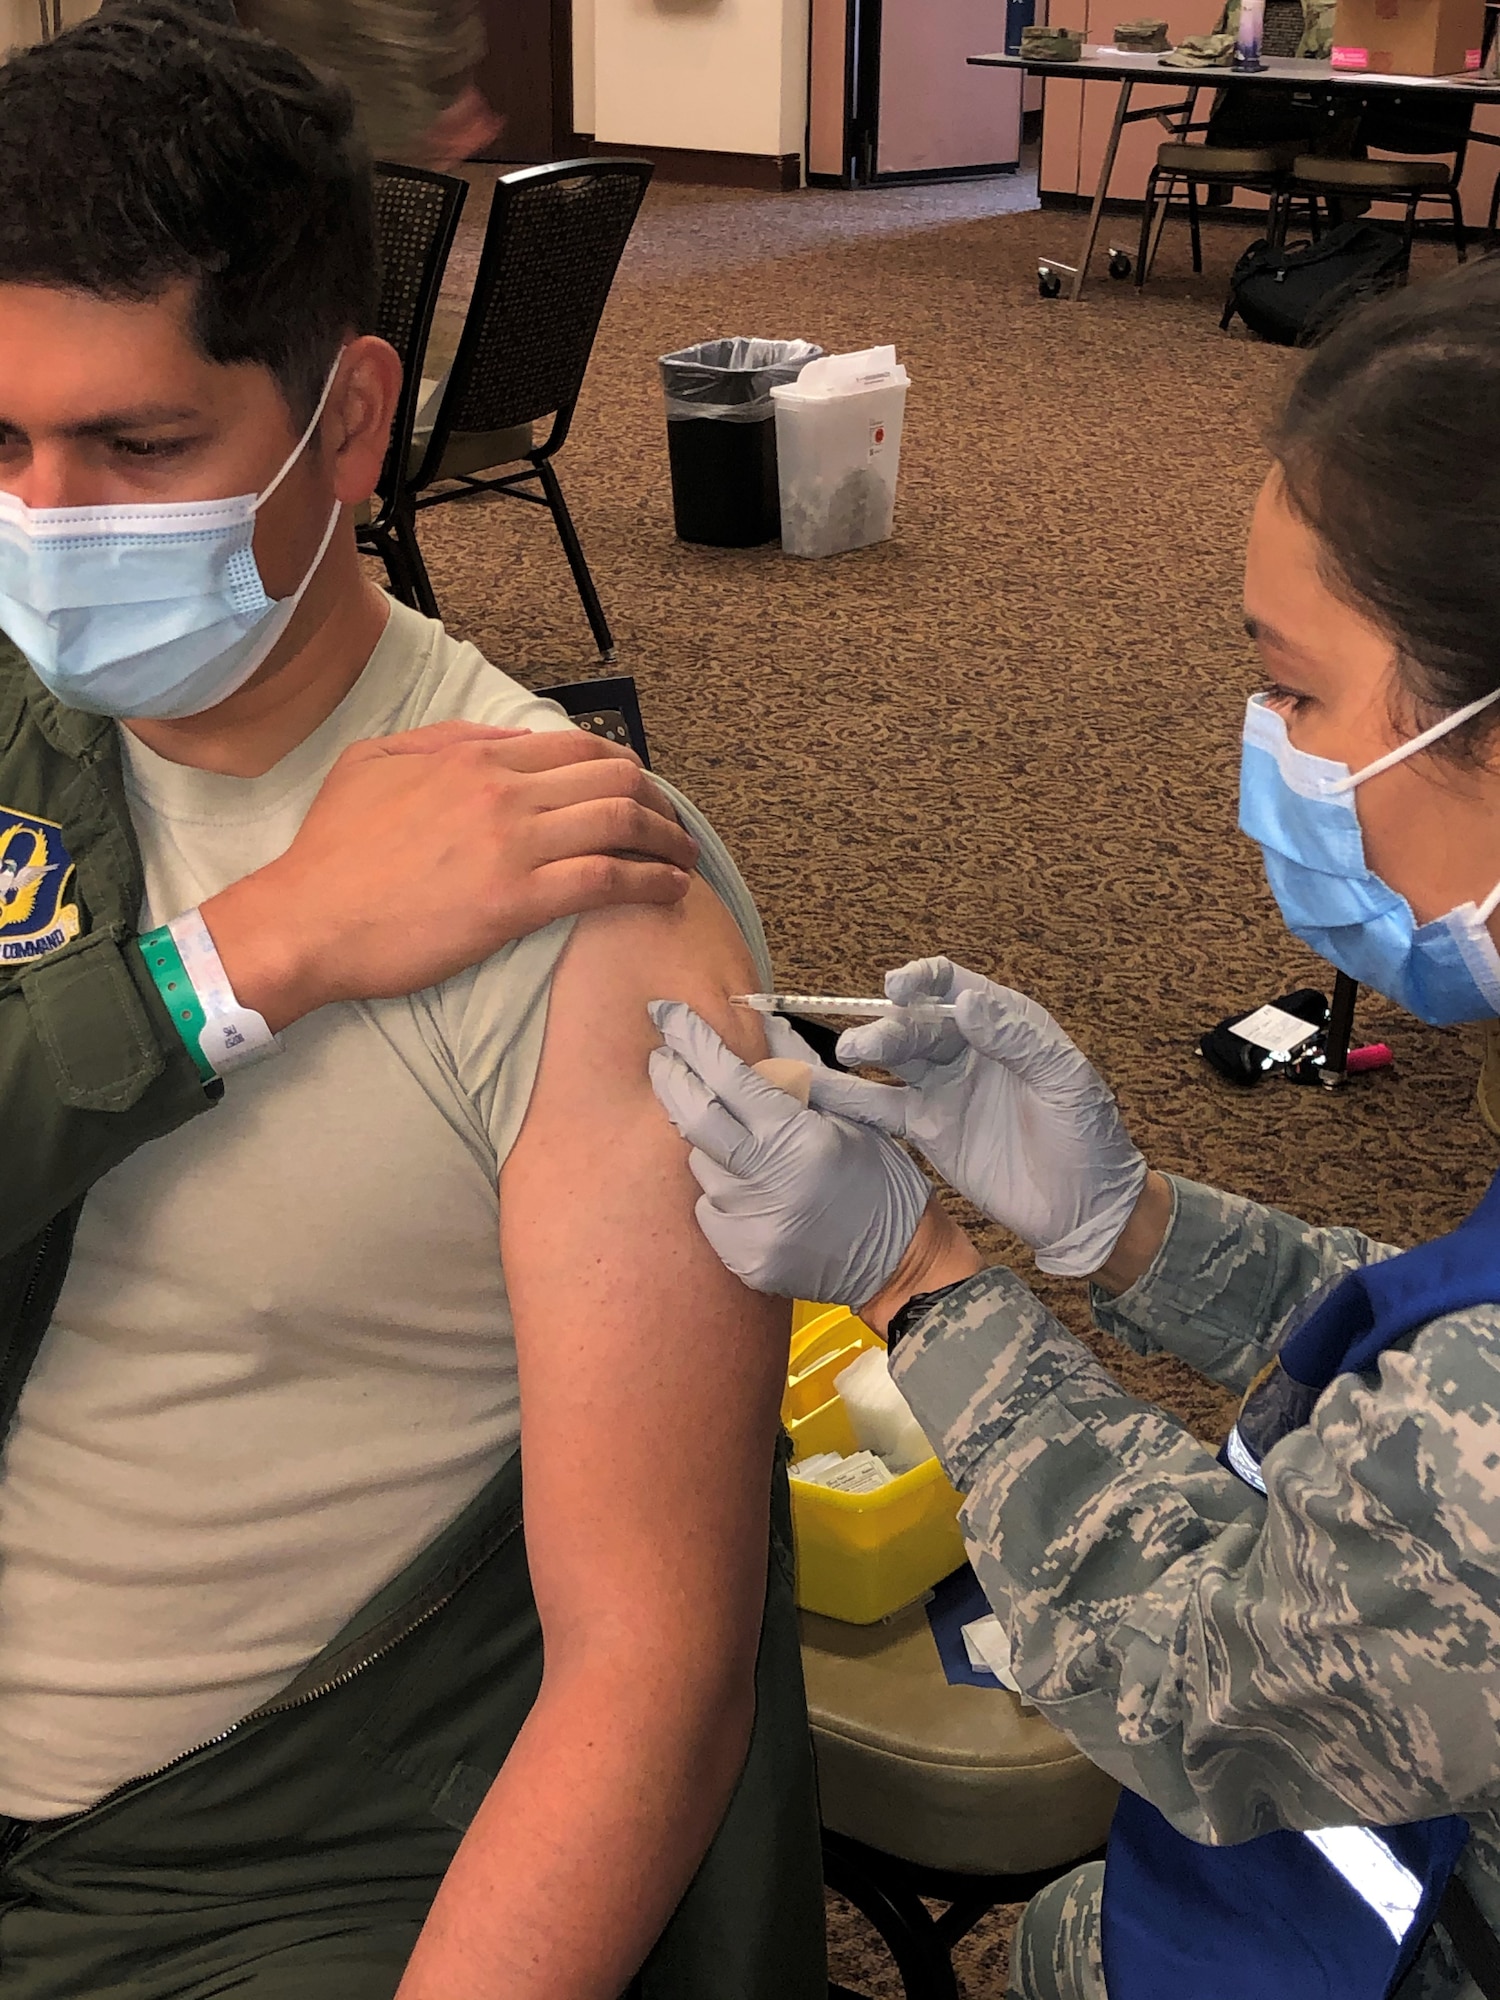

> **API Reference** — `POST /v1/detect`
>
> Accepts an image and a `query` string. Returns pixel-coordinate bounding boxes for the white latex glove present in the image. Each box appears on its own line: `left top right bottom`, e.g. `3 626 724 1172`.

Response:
647 1001 931 1308
805 959 1148 1278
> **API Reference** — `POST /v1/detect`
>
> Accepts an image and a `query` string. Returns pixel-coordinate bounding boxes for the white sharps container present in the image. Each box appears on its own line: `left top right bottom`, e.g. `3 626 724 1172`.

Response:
771 346 909 558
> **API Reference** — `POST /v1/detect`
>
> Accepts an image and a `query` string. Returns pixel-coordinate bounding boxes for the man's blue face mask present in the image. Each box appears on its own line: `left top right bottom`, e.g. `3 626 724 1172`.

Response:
0 356 343 721
1239 685 1500 1026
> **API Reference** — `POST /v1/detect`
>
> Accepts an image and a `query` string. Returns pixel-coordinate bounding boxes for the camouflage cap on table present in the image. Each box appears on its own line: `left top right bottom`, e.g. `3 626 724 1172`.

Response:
1113 18 1171 48
1159 28 1238 63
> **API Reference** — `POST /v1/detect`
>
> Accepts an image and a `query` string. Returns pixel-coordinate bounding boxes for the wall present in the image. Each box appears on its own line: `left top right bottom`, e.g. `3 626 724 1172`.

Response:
590 0 809 158
573 0 595 132
1 0 95 52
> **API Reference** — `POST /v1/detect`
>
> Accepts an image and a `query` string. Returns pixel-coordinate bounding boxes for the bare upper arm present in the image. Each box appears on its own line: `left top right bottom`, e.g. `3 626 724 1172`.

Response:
498 878 788 1677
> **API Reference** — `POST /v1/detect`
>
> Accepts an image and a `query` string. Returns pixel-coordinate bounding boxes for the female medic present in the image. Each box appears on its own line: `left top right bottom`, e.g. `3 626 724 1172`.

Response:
649 257 1500 2000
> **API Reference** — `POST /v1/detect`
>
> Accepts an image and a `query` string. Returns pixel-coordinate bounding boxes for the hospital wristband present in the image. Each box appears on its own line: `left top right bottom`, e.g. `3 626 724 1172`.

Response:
167 906 280 1076
137 926 217 1086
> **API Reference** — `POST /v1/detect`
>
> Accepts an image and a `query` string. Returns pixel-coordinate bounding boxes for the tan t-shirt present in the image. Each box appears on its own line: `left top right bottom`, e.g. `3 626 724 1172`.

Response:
0 601 764 1819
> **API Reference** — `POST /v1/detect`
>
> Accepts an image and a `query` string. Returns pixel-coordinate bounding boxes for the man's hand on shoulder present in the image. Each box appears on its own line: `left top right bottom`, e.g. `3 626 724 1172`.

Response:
199 723 699 1031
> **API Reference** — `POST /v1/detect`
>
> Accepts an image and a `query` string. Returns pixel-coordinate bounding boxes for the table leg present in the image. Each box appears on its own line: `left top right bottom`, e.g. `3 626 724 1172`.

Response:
1040 80 1133 302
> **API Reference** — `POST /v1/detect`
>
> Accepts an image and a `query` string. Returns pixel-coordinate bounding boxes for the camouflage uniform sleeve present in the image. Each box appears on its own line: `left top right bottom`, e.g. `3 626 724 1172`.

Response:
1090 1173 1400 1394
890 1260 1500 1845
239 0 485 155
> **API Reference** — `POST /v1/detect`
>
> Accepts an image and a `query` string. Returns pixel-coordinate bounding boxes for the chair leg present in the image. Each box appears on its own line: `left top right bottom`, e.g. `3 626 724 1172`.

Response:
1145 174 1173 280
362 523 418 611
1450 188 1468 264
823 1838 962 2000
1186 179 1203 274
393 505 441 620
535 457 615 664
1135 172 1156 289
1488 170 1500 246
1267 188 1289 252
1400 192 1419 283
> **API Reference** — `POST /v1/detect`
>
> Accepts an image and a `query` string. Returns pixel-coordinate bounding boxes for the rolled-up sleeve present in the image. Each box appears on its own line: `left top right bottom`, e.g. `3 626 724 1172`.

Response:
1090 1175 1399 1394
891 1217 1500 1847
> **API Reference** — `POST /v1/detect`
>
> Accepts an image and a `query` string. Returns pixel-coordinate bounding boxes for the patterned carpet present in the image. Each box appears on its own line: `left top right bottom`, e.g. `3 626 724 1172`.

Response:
400 170 1497 1996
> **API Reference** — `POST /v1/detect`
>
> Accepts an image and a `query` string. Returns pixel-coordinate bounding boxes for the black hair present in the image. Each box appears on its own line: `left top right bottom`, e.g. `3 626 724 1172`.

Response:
0 1 376 424
1271 255 1500 764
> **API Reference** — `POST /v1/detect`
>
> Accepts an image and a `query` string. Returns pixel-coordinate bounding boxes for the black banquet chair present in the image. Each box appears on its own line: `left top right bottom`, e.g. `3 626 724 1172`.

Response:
363 160 469 607
359 157 655 664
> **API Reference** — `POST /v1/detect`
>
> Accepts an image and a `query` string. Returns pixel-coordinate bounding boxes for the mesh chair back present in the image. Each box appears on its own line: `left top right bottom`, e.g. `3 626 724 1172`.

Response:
1261 0 1305 55
370 162 468 508
423 158 653 470
1357 96 1473 159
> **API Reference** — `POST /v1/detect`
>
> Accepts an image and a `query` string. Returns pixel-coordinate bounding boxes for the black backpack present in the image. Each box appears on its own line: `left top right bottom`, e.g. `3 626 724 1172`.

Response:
1221 221 1408 345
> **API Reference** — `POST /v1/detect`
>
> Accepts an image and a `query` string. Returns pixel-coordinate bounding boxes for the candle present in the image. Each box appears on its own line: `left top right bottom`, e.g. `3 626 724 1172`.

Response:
1234 0 1266 67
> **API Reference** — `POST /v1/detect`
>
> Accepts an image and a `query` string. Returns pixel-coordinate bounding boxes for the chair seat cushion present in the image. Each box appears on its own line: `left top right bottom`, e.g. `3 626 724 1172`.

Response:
409 422 535 483
1291 153 1452 190
1156 140 1300 175
801 1604 1118 1876
406 373 534 482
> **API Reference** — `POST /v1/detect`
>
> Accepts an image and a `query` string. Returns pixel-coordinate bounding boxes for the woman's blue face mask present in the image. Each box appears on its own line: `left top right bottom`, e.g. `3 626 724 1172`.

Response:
1239 685 1500 1026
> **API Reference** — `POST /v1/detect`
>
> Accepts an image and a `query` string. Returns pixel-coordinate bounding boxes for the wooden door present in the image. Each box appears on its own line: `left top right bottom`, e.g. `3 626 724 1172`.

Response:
474 0 575 162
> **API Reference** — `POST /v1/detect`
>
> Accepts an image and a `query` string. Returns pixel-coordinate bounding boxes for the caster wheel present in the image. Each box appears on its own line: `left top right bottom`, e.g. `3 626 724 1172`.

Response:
1038 266 1062 298
1108 250 1132 280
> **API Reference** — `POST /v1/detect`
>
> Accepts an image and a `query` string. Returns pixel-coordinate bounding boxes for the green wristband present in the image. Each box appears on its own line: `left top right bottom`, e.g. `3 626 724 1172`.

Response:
137 926 218 1086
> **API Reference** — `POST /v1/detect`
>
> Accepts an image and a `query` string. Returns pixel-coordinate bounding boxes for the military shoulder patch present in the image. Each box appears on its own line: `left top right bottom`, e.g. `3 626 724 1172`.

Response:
0 807 80 965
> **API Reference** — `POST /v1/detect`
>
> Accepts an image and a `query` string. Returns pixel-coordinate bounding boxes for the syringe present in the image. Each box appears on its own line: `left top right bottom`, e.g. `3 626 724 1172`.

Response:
731 992 959 1021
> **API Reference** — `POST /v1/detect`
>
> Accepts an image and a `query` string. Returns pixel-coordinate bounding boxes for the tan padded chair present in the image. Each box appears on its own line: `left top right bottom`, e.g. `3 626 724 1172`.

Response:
1136 139 1302 290
1289 98 1473 271
804 1602 1118 1999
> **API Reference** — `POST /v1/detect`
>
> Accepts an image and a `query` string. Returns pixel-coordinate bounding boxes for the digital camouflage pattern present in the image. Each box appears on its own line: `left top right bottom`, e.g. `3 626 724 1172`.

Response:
1020 25 1085 61
892 1176 1500 2000
239 0 483 155
1008 1859 1107 2000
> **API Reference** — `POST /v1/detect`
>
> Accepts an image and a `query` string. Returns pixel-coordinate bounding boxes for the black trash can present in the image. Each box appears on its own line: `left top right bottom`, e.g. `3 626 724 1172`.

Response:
659 338 821 547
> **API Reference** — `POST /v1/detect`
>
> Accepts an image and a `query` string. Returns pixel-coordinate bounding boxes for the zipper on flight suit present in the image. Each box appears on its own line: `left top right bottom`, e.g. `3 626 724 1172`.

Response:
11 1503 525 1857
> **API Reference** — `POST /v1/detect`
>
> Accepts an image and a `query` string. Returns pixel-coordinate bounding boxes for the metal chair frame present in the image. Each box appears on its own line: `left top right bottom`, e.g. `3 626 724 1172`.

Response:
373 157 654 664
826 1829 1107 2000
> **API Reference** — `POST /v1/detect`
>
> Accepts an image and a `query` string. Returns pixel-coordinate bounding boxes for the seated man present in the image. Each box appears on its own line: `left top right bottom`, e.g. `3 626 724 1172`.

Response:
0 9 824 1998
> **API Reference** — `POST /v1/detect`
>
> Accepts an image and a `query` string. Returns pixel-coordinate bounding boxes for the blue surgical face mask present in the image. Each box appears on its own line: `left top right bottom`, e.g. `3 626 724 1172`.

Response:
1239 686 1500 1025
0 358 344 721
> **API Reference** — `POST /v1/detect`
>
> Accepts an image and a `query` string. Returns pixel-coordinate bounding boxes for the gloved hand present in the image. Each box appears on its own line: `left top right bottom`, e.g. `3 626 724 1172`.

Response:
805 959 1148 1277
648 1001 932 1309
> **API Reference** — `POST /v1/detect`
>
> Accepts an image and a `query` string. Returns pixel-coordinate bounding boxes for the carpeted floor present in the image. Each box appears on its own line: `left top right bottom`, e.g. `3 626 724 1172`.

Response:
398 170 1497 1996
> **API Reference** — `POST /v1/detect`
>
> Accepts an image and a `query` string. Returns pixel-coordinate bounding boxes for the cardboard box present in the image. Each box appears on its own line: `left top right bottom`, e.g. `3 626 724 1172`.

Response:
1331 0 1485 75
